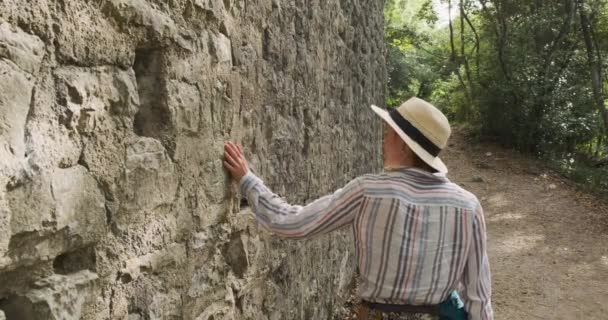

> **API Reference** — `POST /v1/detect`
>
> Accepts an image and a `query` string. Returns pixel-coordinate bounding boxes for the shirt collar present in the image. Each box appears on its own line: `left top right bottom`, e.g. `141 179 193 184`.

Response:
388 167 449 183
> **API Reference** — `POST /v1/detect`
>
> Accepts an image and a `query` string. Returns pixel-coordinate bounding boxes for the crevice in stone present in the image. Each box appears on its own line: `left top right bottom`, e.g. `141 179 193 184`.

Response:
204 10 220 26
109 221 123 237
128 306 148 320
234 291 244 314
182 2 196 20
338 29 347 44
270 260 288 286
302 108 313 156
66 84 83 104
302 129 311 156
77 151 90 170
132 47 176 159
222 233 247 278
105 203 113 225
351 40 359 54
7 228 84 272
118 272 132 284
91 177 116 226
0 294 43 320
194 82 206 133
108 288 116 319
209 98 216 128
139 265 152 274
52 246 96 275
5 170 32 192
7 230 44 256
219 22 229 37
262 28 271 61
23 73 43 159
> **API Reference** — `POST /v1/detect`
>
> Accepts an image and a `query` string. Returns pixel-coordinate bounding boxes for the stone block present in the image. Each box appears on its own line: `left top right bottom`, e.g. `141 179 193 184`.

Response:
193 0 226 21
51 166 106 241
0 22 44 75
167 80 201 134
54 66 140 132
2 167 105 271
121 137 178 215
54 66 139 194
119 243 186 282
0 270 97 320
0 60 35 160
194 302 232 320
7 174 54 236
103 0 177 40
166 40 212 82
210 32 232 67
148 289 181 320
52 2 131 66
21 72 83 171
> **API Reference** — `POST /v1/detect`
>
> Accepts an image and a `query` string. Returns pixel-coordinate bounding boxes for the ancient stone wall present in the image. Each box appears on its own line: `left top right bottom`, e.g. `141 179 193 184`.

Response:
0 0 385 319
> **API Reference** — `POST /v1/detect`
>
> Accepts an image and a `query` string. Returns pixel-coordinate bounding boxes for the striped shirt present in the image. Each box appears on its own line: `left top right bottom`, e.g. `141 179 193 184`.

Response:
240 167 493 320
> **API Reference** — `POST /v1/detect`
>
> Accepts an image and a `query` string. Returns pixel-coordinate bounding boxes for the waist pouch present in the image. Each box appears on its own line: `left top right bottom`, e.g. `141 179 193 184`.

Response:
365 291 467 320
437 291 468 320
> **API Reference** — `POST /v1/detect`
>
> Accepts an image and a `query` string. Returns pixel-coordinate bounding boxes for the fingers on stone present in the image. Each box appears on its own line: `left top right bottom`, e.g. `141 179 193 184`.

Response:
224 152 238 166
225 143 239 159
223 161 235 172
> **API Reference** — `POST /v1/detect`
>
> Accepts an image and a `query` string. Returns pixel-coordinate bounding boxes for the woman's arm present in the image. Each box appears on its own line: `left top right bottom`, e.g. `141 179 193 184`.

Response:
224 142 364 239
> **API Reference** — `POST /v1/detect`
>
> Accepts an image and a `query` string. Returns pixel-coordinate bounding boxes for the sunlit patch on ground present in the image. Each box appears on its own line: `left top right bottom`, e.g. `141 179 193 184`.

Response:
563 262 598 283
496 234 544 254
487 211 524 222
485 193 510 209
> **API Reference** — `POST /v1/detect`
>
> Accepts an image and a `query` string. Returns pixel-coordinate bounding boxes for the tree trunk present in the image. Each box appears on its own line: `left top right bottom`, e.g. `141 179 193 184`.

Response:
541 0 576 83
448 0 457 62
448 0 472 119
480 0 511 81
578 0 608 133
461 0 481 80
460 0 473 88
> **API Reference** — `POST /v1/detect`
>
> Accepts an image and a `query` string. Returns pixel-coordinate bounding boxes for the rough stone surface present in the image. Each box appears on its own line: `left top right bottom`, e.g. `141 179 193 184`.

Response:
0 0 385 319
0 270 98 320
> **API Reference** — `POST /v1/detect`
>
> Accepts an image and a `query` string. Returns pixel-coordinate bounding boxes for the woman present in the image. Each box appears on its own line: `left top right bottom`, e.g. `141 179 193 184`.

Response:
223 97 493 320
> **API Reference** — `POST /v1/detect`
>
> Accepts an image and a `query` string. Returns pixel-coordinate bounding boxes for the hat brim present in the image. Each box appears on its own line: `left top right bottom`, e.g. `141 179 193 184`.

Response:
371 105 448 174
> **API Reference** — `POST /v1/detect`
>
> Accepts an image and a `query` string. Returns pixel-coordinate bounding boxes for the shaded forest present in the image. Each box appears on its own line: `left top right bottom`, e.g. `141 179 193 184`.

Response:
385 0 608 193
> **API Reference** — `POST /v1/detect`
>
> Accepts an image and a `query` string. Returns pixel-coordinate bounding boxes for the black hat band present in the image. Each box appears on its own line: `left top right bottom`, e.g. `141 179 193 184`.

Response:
388 109 441 157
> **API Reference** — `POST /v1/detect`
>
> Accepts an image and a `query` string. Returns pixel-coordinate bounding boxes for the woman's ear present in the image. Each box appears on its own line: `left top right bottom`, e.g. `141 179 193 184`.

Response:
400 140 414 158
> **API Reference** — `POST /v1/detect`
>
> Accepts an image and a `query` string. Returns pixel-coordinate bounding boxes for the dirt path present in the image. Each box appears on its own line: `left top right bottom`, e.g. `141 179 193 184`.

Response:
443 129 608 319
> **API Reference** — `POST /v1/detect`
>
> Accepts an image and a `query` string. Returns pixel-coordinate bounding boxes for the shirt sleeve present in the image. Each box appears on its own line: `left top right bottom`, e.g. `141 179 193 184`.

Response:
462 202 493 320
239 171 364 239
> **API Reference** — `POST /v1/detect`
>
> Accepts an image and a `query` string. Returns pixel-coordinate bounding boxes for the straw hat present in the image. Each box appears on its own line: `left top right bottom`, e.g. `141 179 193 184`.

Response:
371 97 451 174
